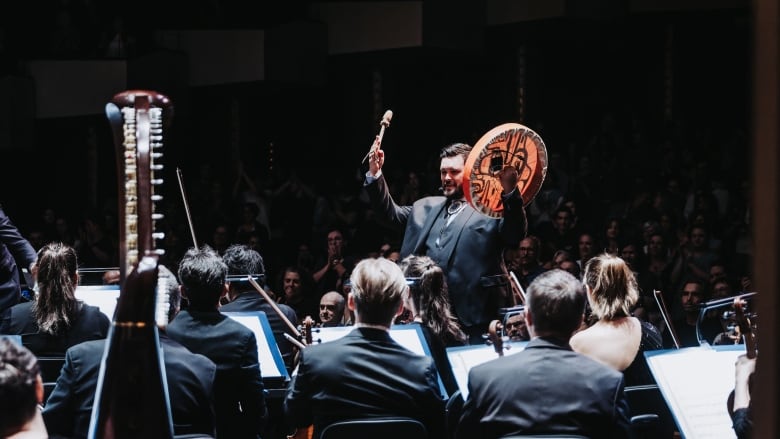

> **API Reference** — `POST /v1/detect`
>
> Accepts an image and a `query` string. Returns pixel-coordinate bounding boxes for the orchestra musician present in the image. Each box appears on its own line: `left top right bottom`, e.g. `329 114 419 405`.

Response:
456 269 632 439
570 253 663 386
284 257 446 439
167 246 267 439
399 254 467 396
220 243 299 371
42 265 217 439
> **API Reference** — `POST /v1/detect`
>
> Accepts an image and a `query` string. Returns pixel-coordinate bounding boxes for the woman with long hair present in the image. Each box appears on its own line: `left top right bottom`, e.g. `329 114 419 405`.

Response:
399 255 467 347
399 254 466 396
0 242 109 355
570 253 662 386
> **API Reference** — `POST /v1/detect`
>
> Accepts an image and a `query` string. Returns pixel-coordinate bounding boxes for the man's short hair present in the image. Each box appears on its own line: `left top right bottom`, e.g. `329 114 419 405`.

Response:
177 246 228 310
0 338 40 437
222 244 265 284
348 258 407 325
439 142 472 161
526 269 586 338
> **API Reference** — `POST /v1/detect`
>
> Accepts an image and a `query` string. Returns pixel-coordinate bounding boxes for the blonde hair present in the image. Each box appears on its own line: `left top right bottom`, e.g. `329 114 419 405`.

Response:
349 258 407 325
583 253 638 319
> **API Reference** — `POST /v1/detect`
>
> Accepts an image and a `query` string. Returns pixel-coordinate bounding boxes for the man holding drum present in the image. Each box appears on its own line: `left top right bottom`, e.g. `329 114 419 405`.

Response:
363 130 535 344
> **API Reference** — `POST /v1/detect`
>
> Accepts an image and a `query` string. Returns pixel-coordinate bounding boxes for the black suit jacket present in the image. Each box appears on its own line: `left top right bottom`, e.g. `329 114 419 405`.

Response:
167 309 267 439
284 327 445 439
0 205 37 313
220 291 299 370
42 333 217 438
456 337 633 439
366 175 526 328
0 301 110 356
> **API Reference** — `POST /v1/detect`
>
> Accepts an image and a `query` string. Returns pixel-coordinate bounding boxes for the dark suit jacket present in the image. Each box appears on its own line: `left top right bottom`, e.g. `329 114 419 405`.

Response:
42 334 217 438
167 309 267 439
366 175 526 328
284 327 446 439
456 337 633 439
0 301 110 356
220 291 299 370
0 206 37 313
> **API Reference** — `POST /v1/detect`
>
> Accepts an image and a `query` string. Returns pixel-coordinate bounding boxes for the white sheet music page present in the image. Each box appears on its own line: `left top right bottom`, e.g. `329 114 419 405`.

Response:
447 342 525 399
227 314 286 380
646 346 745 439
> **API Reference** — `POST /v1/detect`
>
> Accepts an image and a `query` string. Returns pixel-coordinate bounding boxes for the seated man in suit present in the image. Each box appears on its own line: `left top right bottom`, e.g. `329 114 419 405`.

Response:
284 257 445 439
455 269 632 439
42 265 218 439
167 246 267 439
220 244 299 371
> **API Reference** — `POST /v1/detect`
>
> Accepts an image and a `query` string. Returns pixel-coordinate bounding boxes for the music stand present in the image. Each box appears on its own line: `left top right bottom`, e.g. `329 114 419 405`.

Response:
75 284 121 320
312 325 450 398
223 311 290 395
644 344 745 438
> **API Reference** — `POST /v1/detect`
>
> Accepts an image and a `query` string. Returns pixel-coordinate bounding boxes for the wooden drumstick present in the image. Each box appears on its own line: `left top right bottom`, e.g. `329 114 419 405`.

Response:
362 110 393 163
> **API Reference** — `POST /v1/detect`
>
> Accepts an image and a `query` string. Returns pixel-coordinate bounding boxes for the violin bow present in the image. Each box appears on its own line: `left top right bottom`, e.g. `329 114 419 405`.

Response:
246 276 302 338
176 167 198 248
653 289 680 349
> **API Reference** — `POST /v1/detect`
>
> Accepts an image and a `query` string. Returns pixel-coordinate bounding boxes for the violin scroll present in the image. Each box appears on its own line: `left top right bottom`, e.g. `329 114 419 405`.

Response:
488 319 505 357
733 298 757 358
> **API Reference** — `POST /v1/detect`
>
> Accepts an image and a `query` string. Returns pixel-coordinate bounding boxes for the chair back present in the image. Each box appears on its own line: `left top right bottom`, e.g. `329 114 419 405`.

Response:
445 390 464 439
625 384 677 438
320 417 427 439
36 355 66 404
37 355 66 382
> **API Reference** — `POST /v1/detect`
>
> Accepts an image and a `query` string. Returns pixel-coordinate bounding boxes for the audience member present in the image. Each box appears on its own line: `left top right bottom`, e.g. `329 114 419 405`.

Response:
167 246 267 439
0 337 48 438
455 269 632 438
0 243 109 356
570 253 662 386
505 236 546 291
276 266 319 322
663 278 718 348
43 265 217 438
284 257 446 439
559 259 581 279
220 244 299 371
312 226 354 296
318 291 345 327
0 204 37 313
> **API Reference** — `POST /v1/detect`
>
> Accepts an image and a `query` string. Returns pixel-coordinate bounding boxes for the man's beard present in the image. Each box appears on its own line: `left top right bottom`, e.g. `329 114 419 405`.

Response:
445 185 465 201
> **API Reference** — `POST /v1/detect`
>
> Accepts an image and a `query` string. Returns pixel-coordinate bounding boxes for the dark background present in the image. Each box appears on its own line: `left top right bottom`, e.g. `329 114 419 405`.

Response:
0 2 751 231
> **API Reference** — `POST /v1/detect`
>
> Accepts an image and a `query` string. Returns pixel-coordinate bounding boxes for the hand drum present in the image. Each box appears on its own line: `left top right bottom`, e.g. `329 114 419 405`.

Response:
463 123 548 218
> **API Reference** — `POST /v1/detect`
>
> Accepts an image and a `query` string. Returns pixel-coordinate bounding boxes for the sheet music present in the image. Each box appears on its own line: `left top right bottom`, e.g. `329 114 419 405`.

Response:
225 313 288 380
75 285 120 320
645 346 745 439
313 326 428 356
447 342 526 399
